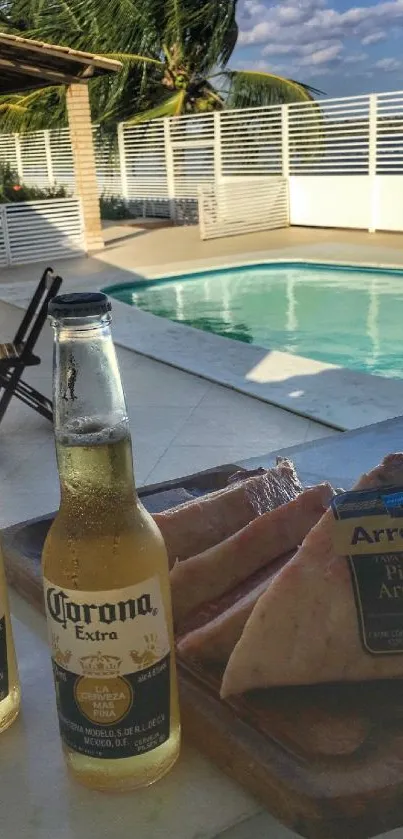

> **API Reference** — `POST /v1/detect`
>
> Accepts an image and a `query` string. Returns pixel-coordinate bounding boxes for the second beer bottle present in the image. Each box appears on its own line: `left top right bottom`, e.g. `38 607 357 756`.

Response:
42 292 181 790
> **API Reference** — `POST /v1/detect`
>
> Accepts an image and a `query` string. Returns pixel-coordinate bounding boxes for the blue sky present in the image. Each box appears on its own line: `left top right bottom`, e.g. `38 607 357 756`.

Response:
231 0 403 96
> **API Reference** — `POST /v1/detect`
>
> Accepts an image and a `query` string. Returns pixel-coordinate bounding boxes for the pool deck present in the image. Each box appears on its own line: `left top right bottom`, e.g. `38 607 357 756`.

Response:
2 225 403 431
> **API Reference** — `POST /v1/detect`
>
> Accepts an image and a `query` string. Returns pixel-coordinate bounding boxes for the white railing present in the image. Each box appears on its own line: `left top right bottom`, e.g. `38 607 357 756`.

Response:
1 90 403 232
199 177 289 240
377 91 403 174
220 106 283 177
118 121 170 217
0 199 84 265
288 95 371 175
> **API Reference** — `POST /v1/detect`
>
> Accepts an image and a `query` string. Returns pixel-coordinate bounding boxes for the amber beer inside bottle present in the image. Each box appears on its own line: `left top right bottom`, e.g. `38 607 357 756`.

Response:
42 293 180 790
0 545 21 732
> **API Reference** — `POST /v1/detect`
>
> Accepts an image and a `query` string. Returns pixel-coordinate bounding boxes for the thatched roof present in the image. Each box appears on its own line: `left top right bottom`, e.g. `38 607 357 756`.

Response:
0 33 121 94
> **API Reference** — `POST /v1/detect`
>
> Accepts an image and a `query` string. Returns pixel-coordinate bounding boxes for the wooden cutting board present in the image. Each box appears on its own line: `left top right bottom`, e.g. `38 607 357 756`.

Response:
3 463 403 839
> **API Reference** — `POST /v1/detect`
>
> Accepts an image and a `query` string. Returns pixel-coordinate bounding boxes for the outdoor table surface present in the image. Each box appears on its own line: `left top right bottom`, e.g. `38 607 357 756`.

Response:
3 413 403 839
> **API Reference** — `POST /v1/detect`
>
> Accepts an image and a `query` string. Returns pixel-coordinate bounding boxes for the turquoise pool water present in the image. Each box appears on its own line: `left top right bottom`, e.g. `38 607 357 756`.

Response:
105 262 403 379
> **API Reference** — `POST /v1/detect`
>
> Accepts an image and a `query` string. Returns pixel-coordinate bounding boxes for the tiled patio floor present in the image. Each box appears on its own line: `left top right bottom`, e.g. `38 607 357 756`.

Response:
3 224 403 290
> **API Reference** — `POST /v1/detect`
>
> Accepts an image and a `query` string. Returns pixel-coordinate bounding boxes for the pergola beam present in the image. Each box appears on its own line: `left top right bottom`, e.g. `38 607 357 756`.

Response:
0 56 86 86
0 33 120 75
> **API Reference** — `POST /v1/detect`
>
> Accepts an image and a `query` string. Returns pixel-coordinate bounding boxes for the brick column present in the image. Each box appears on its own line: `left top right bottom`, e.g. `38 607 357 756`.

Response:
66 83 104 252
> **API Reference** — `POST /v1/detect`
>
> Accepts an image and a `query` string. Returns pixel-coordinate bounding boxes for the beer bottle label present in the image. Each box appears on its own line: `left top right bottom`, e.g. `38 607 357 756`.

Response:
0 600 9 702
44 577 171 760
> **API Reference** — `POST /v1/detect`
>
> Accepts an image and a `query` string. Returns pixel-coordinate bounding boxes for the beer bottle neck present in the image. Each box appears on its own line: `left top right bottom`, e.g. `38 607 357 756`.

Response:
51 313 137 502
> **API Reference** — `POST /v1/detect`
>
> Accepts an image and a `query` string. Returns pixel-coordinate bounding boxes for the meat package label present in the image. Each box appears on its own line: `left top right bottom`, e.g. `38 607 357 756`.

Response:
332 487 403 654
331 486 403 556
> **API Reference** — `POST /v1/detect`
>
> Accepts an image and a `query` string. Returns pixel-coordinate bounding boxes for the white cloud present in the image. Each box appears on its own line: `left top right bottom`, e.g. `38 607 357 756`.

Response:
238 0 403 48
239 21 272 45
344 52 368 62
236 0 403 87
375 56 402 70
262 38 337 57
361 30 387 44
243 0 266 13
299 43 344 65
262 43 297 55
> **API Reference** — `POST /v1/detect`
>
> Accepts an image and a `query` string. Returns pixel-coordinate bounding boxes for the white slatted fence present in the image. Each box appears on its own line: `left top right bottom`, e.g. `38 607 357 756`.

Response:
0 133 18 174
199 177 289 240
0 199 84 265
1 90 403 234
168 114 215 222
120 121 170 217
50 128 75 188
288 95 371 175
220 106 283 177
94 138 121 198
377 92 403 174
19 131 50 187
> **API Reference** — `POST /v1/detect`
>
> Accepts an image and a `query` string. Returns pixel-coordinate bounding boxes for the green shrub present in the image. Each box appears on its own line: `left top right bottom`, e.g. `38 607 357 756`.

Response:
99 193 131 220
0 162 70 203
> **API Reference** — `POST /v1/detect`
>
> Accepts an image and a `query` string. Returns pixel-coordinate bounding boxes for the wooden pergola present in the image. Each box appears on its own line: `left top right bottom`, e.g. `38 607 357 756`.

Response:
0 33 122 251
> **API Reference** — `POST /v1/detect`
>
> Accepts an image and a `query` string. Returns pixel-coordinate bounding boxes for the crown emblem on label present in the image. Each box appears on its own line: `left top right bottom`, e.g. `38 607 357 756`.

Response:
79 651 122 679
52 634 72 668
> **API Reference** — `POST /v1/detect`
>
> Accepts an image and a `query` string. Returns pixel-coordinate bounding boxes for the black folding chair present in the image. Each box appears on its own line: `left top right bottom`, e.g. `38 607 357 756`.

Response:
0 266 62 424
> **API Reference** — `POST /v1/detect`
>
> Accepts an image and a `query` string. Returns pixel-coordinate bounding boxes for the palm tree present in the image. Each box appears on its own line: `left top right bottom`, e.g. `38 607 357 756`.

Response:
0 0 322 131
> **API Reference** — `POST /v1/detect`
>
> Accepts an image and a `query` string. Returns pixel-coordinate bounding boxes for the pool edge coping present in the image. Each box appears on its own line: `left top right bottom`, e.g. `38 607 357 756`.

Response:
127 255 403 284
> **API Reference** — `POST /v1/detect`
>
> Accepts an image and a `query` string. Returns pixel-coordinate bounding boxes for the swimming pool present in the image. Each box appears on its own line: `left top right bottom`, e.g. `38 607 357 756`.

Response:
105 262 403 379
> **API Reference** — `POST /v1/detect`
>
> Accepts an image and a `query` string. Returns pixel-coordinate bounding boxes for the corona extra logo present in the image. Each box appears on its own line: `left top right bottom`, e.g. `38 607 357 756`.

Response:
46 587 156 630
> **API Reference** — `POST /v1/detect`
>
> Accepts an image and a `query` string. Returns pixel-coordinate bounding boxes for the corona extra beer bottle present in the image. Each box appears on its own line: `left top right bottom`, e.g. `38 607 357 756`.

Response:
42 292 180 790
0 543 20 732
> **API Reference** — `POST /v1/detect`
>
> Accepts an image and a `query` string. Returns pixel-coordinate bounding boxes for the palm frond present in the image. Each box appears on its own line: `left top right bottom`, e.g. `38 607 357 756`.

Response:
93 0 162 57
103 52 164 68
0 0 325 129
0 10 13 26
174 87 186 115
170 0 182 48
29 0 82 31
18 87 52 105
0 102 27 114
198 0 237 68
160 0 238 73
222 70 323 109
126 91 185 123
0 85 66 132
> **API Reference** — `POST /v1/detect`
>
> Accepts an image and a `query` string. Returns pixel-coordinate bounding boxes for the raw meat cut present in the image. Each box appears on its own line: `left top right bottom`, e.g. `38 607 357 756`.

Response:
226 467 267 484
221 453 403 698
177 552 294 663
154 457 303 567
171 483 334 625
